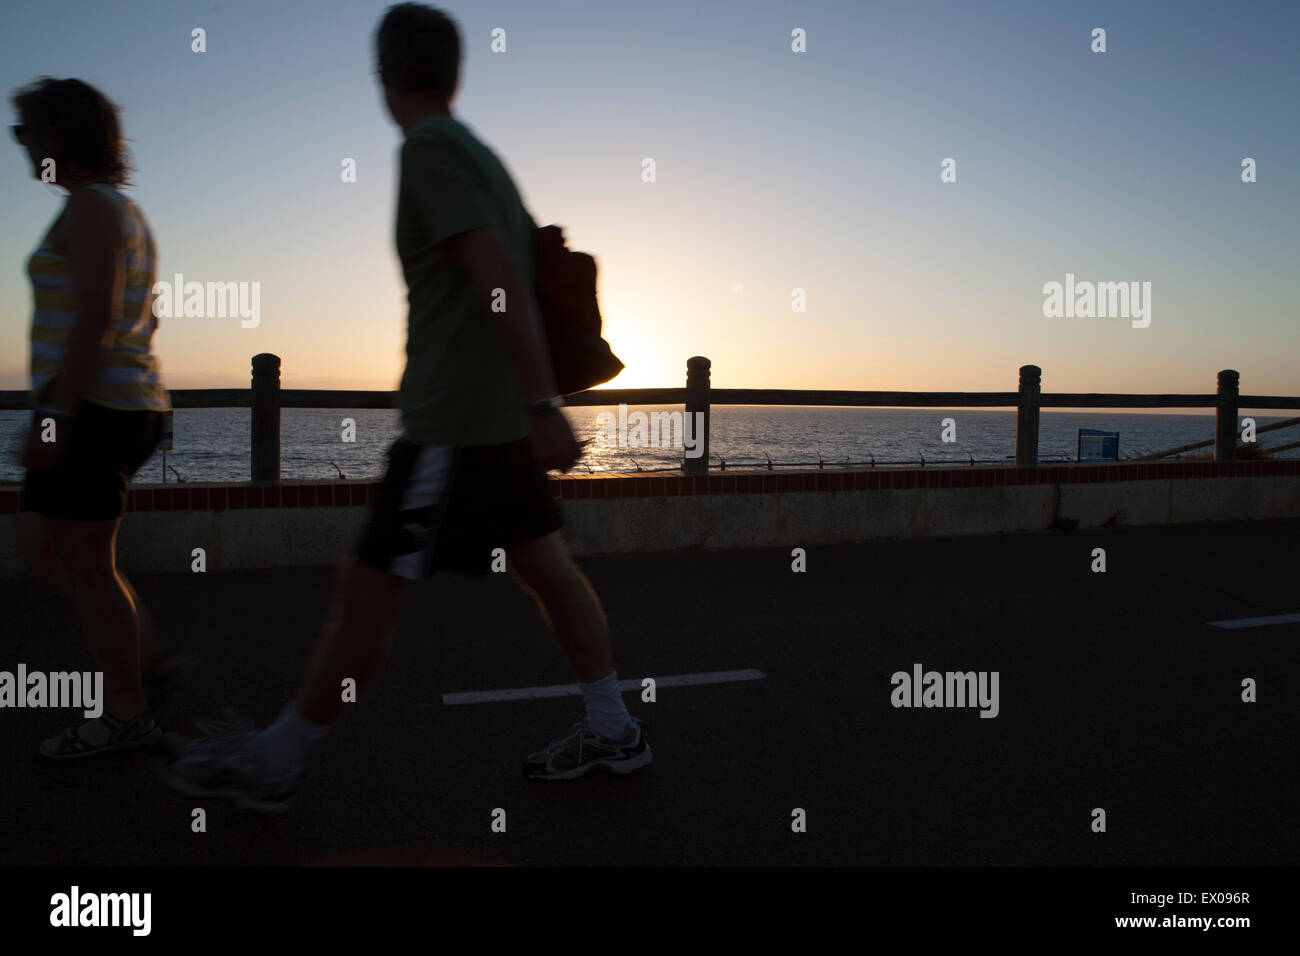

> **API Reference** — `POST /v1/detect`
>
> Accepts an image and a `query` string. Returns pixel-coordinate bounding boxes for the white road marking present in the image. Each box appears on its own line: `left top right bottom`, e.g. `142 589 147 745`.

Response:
442 668 767 705
1208 613 1300 629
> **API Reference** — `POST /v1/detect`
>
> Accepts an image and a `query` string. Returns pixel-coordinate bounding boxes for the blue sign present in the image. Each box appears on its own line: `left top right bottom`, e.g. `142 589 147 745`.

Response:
1078 428 1119 461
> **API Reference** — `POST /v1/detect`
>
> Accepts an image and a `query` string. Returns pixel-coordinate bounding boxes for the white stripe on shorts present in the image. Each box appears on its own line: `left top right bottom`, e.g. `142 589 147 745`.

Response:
391 443 456 580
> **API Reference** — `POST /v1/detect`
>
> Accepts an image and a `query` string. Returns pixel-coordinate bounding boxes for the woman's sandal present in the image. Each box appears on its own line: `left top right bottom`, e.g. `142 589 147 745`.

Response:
40 710 163 761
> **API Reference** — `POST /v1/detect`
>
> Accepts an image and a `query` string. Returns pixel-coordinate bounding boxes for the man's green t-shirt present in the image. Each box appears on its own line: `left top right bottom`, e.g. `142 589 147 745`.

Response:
395 115 535 447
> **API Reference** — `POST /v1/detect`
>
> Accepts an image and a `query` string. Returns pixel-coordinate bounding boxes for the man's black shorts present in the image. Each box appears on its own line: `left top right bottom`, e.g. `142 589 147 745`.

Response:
357 435 564 578
21 401 164 521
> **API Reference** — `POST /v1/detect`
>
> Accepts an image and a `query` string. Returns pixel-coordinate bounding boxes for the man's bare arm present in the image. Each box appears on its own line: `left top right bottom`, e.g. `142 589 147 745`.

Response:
443 225 557 404
443 224 578 470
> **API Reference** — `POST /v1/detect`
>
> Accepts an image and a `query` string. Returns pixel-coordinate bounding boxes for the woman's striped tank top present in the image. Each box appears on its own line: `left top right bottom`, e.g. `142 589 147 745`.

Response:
27 183 169 411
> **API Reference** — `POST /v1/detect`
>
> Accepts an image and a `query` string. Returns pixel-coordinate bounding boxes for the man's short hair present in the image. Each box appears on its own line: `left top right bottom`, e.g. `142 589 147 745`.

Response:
376 4 461 95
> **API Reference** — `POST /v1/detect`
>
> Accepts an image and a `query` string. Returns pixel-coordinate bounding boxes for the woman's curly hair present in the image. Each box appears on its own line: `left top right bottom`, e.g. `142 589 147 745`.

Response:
11 77 133 186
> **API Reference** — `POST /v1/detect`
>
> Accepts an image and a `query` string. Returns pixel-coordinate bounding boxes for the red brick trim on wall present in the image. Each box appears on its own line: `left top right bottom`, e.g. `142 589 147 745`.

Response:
0 460 1295 514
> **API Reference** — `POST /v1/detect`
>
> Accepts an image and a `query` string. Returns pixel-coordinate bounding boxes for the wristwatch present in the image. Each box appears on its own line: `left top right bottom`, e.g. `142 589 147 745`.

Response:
527 396 564 419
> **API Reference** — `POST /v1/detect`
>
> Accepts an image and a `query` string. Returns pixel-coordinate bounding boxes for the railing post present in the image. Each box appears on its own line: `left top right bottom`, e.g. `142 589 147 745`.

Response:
251 353 281 483
684 356 711 476
1015 364 1041 468
1215 369 1239 462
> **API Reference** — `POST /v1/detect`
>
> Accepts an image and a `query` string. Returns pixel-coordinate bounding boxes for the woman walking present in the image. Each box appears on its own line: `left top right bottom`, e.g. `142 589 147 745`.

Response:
12 77 171 758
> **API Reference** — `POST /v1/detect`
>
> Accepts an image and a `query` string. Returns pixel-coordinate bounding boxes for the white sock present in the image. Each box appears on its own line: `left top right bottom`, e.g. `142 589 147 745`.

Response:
256 702 328 773
579 671 633 741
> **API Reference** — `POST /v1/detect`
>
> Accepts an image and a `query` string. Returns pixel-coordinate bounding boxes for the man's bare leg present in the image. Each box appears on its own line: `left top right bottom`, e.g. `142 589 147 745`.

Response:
511 531 649 778
157 557 408 809
507 530 612 683
296 558 407 725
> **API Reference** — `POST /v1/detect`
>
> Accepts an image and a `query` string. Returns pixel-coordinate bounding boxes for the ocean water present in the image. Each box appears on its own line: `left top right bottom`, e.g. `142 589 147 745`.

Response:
1 406 1294 485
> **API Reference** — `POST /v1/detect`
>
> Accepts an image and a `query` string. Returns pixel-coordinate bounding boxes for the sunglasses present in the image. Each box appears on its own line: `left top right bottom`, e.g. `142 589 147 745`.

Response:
10 124 25 145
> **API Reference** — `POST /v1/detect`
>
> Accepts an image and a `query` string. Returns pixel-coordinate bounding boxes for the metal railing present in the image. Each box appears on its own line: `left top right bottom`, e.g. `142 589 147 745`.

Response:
3 356 1298 483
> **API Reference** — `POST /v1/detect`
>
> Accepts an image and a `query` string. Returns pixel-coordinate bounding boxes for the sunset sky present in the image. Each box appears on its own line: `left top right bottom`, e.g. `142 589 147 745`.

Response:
2 0 1297 399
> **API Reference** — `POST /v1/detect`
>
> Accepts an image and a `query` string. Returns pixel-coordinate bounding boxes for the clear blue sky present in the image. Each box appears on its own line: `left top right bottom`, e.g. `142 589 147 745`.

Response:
2 0 1297 400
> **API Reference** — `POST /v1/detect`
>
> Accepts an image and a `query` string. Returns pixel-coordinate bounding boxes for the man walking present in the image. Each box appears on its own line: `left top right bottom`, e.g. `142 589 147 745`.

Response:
160 3 649 813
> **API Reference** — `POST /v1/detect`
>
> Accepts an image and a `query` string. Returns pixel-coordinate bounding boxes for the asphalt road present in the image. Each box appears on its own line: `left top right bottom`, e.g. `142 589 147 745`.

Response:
1 517 1296 866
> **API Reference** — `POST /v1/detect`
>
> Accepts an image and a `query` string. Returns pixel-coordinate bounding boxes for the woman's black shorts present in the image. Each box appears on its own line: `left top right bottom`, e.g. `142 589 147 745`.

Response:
21 401 163 521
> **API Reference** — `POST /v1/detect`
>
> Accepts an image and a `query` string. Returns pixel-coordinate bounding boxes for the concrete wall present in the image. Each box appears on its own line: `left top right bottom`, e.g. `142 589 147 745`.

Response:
1 467 1295 576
